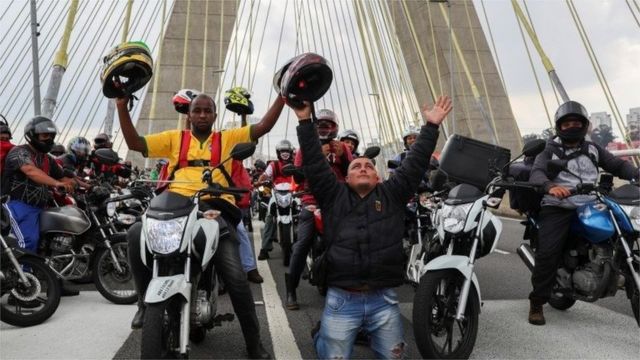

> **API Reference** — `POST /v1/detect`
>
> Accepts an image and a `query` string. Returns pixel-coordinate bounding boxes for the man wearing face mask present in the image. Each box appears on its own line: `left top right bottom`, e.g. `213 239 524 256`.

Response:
2 116 76 254
528 101 639 325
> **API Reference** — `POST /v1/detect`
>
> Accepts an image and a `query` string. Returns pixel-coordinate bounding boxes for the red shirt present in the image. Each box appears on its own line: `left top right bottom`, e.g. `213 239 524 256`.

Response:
294 142 352 205
0 140 15 175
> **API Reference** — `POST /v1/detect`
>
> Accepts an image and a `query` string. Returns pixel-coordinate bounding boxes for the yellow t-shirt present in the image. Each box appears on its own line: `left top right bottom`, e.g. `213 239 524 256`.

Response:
144 126 252 204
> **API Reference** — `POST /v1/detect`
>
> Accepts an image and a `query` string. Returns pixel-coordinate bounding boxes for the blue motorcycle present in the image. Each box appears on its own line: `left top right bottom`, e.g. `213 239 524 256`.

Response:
517 160 640 326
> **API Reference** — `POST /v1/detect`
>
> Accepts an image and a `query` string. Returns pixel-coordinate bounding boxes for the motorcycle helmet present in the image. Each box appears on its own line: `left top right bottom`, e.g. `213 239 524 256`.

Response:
316 109 339 140
24 116 58 153
67 136 92 160
554 101 590 143
275 139 294 162
339 129 360 150
402 126 420 149
254 159 266 171
224 86 254 115
50 143 66 157
172 88 200 114
0 114 11 139
275 53 333 107
101 41 153 98
94 133 112 149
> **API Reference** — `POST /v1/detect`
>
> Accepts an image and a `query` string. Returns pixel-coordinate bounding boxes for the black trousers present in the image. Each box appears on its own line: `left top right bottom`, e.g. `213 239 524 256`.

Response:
287 207 316 289
127 218 262 348
529 206 575 303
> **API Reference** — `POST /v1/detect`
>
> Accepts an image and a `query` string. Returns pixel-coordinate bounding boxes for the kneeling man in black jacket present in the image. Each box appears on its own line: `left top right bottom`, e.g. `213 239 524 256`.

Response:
290 96 451 359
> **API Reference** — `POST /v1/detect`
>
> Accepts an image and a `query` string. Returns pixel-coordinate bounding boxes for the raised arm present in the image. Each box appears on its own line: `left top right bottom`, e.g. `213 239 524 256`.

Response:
115 97 146 153
250 97 286 141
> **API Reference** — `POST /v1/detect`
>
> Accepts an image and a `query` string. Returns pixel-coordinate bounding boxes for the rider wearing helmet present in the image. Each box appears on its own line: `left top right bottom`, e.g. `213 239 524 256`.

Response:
0 115 15 178
50 143 66 157
251 159 267 183
89 133 131 182
283 109 353 310
527 100 640 326
339 129 360 157
257 140 296 261
2 116 75 254
389 126 420 173
60 137 91 174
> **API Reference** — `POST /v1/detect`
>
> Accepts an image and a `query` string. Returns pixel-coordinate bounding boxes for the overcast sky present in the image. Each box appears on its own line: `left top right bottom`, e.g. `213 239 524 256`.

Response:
0 0 638 160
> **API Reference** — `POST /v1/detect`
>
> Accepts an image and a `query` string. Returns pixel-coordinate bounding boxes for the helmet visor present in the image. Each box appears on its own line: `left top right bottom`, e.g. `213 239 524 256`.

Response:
33 121 59 135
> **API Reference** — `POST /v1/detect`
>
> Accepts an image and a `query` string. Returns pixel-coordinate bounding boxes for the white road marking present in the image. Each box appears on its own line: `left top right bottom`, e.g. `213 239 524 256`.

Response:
252 222 303 359
494 248 510 255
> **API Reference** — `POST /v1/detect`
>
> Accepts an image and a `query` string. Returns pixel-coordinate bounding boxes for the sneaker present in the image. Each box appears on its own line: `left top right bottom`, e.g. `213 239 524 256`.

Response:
247 269 264 284
528 300 546 325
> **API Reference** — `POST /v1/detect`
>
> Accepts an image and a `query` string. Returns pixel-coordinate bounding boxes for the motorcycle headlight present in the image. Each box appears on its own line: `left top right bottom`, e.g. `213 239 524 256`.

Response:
106 202 118 217
146 216 188 254
620 205 640 231
276 192 292 208
439 203 473 234
117 213 136 225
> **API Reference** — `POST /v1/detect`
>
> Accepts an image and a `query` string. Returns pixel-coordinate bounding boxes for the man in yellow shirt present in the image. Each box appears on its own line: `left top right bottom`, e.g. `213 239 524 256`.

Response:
116 93 283 359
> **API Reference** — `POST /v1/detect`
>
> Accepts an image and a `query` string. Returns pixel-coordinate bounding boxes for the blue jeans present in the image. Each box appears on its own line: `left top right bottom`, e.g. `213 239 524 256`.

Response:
4 200 42 253
236 222 257 272
314 287 405 359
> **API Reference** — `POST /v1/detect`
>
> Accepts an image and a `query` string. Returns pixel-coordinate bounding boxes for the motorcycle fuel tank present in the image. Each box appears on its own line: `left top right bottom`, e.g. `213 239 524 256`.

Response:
40 206 91 235
572 202 615 243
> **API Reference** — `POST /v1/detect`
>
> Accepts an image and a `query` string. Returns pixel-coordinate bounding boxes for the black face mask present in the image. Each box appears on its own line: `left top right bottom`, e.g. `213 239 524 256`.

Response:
33 138 55 153
557 126 587 143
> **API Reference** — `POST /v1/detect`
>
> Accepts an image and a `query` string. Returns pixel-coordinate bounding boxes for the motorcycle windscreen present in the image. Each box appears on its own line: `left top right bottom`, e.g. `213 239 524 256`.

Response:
40 206 91 235
572 203 615 243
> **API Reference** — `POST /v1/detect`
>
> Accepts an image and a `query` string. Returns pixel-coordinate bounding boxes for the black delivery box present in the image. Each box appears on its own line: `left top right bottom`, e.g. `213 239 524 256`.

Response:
438 134 511 190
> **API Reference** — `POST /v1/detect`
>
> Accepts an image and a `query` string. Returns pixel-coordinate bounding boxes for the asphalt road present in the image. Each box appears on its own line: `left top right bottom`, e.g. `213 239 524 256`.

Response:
1 218 638 359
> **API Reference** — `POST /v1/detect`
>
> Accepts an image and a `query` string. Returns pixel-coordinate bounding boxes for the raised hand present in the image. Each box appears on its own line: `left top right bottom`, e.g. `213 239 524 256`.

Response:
421 96 452 125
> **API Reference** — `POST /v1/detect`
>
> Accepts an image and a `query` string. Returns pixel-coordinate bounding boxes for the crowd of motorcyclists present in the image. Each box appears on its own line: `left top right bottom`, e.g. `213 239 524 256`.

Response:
1 49 638 360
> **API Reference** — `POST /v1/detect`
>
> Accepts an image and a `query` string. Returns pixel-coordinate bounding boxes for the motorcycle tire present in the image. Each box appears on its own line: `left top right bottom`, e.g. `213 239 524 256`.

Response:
279 223 292 267
141 299 182 359
625 275 639 326
1 257 61 327
93 243 137 304
413 269 479 359
548 292 576 311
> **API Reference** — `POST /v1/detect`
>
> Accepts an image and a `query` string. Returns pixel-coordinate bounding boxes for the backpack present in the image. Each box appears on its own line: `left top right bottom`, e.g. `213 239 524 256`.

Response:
156 130 252 208
508 141 599 214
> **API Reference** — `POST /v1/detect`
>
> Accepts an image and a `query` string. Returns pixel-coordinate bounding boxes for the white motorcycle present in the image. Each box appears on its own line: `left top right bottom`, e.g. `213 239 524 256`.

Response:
412 139 546 359
268 182 298 266
138 143 255 359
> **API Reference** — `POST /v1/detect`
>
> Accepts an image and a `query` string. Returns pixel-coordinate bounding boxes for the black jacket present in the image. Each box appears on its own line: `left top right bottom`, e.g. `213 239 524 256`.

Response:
297 121 440 288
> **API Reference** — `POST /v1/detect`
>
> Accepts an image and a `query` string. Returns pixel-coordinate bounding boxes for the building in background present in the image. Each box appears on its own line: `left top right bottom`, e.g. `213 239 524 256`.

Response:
589 111 612 128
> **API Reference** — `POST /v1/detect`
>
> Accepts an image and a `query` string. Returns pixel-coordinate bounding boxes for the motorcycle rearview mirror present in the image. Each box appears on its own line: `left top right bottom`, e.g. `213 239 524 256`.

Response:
387 159 400 169
522 139 546 157
363 146 380 160
94 148 120 165
230 142 256 161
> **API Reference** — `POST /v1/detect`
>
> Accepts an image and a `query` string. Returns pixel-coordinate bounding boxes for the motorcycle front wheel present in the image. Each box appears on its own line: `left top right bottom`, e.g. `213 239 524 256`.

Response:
279 223 292 267
93 242 137 304
413 269 479 359
0 257 61 327
141 299 182 359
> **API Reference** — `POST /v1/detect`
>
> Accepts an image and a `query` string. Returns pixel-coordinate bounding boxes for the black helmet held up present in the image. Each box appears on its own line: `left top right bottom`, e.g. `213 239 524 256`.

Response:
24 116 58 153
554 101 590 142
0 114 11 139
275 53 333 107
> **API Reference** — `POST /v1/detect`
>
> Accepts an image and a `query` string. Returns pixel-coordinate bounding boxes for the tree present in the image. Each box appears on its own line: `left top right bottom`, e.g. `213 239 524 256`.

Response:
522 133 539 144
